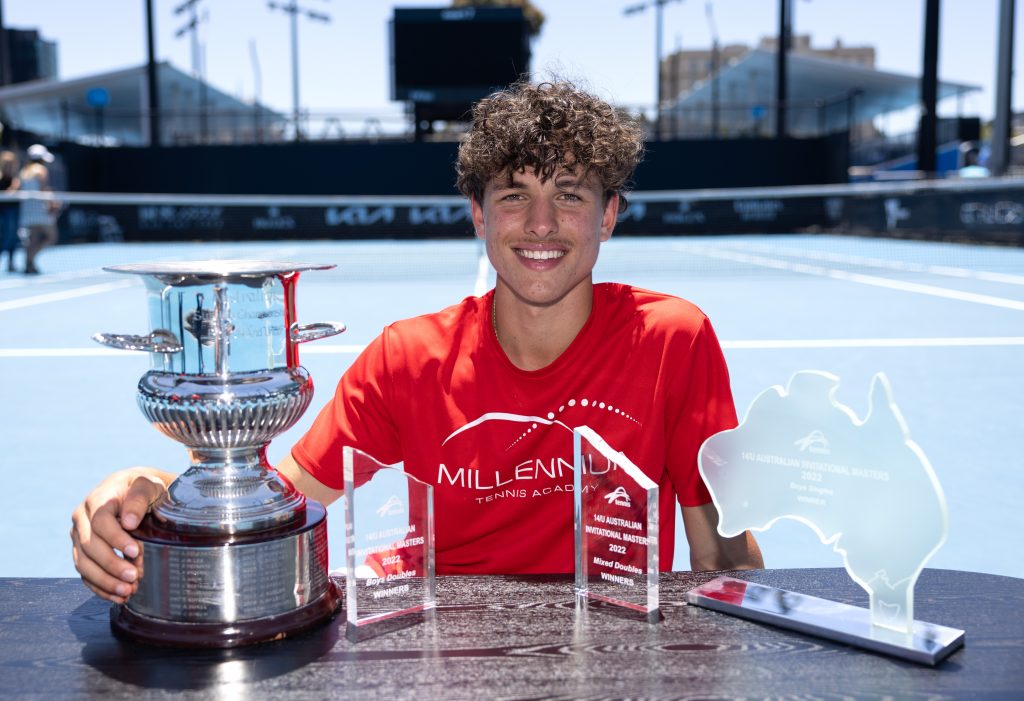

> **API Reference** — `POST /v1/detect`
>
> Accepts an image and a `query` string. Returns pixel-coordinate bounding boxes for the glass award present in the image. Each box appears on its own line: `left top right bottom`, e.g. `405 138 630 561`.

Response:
688 371 964 664
573 426 660 621
342 446 436 642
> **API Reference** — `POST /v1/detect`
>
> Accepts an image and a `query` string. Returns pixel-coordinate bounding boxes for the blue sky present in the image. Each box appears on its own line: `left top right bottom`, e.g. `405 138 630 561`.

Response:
4 1 1021 126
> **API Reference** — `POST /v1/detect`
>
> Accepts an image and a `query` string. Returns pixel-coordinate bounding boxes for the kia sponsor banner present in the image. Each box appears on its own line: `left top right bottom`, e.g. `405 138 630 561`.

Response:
60 180 1024 244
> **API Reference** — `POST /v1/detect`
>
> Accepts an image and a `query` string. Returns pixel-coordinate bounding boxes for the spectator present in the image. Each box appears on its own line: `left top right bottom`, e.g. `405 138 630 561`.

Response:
18 144 60 275
957 141 991 178
0 150 19 273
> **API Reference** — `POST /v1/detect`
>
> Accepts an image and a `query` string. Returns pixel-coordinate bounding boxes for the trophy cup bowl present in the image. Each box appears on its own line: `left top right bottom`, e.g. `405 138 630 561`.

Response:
93 260 346 647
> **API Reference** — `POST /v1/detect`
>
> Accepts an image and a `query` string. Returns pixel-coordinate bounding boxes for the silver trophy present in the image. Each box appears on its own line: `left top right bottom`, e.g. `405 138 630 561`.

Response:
94 260 345 647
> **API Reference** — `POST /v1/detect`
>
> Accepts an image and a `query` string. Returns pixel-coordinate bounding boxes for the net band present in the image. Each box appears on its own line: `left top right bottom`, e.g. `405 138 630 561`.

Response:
0 177 1021 244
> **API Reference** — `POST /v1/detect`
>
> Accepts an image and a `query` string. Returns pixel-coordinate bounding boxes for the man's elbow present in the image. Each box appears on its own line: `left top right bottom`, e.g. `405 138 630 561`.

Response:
691 531 764 571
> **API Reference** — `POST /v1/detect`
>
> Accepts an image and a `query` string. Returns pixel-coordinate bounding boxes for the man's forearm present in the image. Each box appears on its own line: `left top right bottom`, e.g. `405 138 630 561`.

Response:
275 453 344 506
682 502 765 571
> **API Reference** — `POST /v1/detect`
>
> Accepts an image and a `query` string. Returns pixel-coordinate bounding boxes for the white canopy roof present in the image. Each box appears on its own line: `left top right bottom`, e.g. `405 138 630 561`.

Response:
668 48 980 136
0 62 282 146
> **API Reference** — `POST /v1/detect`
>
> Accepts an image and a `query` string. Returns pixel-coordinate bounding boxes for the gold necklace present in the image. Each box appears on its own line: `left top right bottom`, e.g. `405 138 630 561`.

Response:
491 294 498 340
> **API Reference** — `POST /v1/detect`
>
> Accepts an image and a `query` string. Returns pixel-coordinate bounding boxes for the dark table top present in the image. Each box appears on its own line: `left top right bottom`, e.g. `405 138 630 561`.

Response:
1 568 1022 700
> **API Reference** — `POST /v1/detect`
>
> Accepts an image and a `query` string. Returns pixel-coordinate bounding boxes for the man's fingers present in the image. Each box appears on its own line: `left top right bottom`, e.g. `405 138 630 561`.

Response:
71 468 171 602
87 496 141 562
70 521 134 603
73 503 140 583
120 476 165 531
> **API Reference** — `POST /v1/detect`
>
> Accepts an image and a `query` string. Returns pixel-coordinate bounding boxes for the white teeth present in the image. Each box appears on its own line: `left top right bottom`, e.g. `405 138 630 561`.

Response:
517 249 565 260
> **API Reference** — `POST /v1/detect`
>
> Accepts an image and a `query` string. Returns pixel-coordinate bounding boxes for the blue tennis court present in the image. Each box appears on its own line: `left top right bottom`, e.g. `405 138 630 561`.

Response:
2 234 1021 580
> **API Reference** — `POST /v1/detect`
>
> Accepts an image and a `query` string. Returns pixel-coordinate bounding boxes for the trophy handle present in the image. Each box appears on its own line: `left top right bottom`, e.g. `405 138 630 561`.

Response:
289 321 346 344
93 329 184 353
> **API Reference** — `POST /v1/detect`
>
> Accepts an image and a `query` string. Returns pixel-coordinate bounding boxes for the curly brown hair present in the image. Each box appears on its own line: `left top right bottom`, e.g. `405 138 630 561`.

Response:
455 81 644 212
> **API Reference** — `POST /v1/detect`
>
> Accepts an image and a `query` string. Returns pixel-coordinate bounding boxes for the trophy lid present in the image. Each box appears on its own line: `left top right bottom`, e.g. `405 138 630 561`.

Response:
104 260 335 282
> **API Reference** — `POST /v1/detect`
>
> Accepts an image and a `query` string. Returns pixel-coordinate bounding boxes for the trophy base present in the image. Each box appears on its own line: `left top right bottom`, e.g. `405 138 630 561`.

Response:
111 584 340 648
112 501 340 648
686 576 965 666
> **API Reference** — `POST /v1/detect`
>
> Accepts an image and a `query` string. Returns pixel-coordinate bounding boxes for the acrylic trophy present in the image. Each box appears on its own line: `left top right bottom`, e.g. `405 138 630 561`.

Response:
573 426 660 621
342 446 435 641
687 370 964 665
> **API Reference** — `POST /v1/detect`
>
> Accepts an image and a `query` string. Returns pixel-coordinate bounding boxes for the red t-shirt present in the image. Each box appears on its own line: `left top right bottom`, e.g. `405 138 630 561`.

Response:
292 283 737 574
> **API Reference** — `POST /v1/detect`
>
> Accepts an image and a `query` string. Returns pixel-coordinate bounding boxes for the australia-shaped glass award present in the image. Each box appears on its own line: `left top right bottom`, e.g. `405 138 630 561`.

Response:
573 426 660 621
687 370 964 665
342 446 436 642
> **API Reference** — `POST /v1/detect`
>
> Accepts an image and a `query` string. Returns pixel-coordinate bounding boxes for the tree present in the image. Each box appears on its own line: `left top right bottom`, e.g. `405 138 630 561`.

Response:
451 0 545 36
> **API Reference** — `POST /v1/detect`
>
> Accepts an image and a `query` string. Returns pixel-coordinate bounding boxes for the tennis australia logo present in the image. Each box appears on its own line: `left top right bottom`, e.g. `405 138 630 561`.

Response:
884 198 910 230
825 197 844 222
604 486 631 508
794 430 830 455
616 201 647 223
376 495 405 518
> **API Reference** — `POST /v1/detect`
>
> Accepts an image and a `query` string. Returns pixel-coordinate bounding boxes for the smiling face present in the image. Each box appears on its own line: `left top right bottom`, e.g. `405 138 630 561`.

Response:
472 168 619 310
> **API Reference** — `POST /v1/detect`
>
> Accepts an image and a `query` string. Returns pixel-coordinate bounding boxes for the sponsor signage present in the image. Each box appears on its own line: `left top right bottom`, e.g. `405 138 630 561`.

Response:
64 185 1024 243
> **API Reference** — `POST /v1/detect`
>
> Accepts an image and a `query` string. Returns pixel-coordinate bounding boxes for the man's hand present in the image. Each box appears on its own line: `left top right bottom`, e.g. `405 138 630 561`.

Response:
70 468 174 603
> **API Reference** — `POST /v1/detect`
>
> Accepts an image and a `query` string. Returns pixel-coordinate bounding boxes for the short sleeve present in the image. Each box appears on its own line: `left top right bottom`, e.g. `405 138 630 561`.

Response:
664 316 738 507
291 330 403 489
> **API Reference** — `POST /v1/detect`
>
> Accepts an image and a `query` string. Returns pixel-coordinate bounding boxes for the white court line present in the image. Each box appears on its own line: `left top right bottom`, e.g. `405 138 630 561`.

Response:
5 337 1023 358
0 247 310 293
0 268 112 291
0 348 142 357
0 279 138 312
714 241 1024 286
722 337 1024 349
0 247 312 307
684 246 1024 312
474 249 491 297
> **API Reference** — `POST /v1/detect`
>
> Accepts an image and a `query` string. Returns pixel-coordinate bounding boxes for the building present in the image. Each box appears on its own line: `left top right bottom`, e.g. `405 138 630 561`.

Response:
662 34 875 105
757 35 875 68
2 27 58 85
658 34 976 146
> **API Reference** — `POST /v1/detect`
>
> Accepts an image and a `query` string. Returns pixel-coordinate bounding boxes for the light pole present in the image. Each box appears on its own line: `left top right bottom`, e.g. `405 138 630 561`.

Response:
705 0 720 138
917 0 940 174
250 40 263 142
775 0 792 139
144 0 161 147
990 0 1015 175
174 0 207 142
268 0 331 140
0 0 11 87
624 0 684 141
174 0 204 78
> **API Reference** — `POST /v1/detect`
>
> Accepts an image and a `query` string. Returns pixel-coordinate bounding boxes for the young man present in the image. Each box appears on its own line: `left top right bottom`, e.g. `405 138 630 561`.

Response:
71 81 762 604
